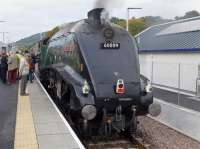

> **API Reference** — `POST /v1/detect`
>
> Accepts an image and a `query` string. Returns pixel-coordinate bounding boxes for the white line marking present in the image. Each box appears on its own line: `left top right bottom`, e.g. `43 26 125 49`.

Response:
154 98 200 116
153 85 196 97
35 74 85 149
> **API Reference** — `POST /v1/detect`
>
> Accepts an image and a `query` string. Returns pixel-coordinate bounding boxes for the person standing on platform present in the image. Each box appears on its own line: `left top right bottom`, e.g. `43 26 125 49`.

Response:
27 54 34 83
7 51 18 84
0 53 2 79
0 52 8 83
15 51 21 79
19 54 29 96
31 53 36 80
16 51 23 79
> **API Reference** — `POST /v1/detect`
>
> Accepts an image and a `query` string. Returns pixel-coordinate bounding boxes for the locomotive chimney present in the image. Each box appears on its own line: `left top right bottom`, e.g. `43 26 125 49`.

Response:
87 8 109 28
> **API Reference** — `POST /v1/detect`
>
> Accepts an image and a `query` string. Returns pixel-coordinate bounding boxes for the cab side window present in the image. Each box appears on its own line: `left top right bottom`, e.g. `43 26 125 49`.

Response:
63 34 81 72
49 35 66 64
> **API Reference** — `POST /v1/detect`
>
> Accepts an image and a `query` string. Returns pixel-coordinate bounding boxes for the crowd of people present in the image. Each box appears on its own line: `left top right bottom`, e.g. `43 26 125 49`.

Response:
0 50 36 95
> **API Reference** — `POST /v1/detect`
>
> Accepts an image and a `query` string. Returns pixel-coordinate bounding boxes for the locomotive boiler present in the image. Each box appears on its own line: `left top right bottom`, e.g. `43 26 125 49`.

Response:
38 8 155 136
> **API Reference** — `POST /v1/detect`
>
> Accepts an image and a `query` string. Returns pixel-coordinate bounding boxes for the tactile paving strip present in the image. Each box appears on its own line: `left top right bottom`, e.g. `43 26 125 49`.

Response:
14 87 38 149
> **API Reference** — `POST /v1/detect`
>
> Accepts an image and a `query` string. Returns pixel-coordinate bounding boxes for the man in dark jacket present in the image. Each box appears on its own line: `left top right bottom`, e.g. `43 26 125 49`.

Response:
0 53 1 79
1 52 8 83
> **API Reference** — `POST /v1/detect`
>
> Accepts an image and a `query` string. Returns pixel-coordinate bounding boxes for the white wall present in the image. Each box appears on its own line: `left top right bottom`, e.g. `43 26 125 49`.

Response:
139 53 199 92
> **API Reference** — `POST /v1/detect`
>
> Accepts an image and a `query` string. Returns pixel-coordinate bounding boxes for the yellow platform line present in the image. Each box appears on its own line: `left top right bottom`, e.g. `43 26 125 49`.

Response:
14 85 38 149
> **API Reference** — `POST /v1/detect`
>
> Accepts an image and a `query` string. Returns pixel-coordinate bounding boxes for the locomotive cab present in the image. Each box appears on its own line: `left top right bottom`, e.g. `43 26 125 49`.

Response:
39 8 154 136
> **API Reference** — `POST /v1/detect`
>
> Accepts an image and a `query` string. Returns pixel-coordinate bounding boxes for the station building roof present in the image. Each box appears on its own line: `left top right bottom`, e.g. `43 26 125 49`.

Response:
135 16 200 53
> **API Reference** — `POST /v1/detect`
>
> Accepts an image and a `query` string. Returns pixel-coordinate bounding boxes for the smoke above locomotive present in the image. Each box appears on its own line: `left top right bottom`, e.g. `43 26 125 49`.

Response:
94 0 124 9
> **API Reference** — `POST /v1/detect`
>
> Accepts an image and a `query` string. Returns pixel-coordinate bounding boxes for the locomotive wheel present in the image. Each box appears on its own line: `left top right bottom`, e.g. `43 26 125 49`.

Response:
124 108 138 135
129 116 138 135
53 79 62 104
40 70 49 89
69 89 80 111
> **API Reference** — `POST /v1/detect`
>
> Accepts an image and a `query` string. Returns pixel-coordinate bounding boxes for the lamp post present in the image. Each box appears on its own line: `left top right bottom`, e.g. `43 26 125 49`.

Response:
0 21 8 43
0 32 9 43
127 8 142 32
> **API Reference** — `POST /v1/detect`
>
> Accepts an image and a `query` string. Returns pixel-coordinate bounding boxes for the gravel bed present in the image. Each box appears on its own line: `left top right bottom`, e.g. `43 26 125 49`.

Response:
137 116 200 149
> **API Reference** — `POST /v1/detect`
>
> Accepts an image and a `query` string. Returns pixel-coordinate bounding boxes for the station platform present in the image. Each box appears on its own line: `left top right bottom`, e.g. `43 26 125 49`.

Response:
0 77 85 149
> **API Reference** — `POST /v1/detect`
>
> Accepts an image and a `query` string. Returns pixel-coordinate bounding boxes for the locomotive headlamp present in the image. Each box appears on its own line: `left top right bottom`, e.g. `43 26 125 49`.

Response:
140 75 153 93
81 105 97 120
145 81 153 93
82 81 90 95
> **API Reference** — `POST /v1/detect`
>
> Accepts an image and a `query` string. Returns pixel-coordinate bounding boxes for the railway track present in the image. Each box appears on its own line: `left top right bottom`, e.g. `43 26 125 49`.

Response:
55 96 150 149
83 135 149 149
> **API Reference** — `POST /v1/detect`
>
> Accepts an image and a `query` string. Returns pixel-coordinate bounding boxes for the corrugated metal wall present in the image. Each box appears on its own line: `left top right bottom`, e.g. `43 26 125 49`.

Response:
139 53 199 93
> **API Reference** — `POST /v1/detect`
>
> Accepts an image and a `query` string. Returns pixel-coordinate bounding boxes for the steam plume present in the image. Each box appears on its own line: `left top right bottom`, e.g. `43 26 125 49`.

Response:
94 0 124 9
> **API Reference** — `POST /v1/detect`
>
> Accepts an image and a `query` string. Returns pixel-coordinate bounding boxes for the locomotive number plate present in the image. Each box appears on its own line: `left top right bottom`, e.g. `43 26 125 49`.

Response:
101 42 120 49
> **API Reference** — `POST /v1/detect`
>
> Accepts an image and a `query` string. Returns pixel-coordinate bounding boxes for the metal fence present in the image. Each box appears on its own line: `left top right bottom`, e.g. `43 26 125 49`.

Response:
140 60 200 107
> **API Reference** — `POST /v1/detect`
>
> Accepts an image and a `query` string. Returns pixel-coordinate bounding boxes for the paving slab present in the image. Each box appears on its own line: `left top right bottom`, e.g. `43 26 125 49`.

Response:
38 134 79 149
35 122 69 135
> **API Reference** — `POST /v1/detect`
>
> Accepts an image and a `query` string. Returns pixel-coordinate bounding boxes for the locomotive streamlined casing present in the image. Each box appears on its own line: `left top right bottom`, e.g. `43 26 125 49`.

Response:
45 20 146 106
39 8 154 135
75 22 141 99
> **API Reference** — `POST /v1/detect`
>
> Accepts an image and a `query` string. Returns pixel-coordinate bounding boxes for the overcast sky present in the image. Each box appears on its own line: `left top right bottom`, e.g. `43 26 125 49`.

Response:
0 0 200 42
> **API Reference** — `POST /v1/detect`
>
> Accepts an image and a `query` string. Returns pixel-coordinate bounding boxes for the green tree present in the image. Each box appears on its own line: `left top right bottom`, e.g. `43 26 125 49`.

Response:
143 16 171 27
128 18 146 36
110 17 147 36
175 10 200 20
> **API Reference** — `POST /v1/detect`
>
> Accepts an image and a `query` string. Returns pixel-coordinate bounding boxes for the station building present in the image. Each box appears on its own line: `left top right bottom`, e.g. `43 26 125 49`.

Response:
135 16 200 95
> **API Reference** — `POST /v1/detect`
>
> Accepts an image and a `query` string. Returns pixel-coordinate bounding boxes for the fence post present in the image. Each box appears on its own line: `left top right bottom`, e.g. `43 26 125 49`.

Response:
178 63 181 105
196 64 200 97
151 59 154 85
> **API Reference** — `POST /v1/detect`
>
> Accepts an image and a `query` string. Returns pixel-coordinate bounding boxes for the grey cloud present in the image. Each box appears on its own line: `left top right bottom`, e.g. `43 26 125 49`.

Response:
0 0 200 42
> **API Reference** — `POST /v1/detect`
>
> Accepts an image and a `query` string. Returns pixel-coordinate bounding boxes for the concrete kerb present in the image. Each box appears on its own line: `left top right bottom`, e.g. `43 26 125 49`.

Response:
149 98 200 142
